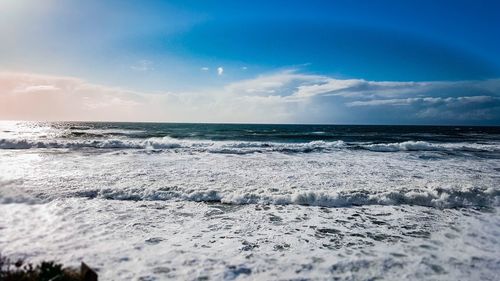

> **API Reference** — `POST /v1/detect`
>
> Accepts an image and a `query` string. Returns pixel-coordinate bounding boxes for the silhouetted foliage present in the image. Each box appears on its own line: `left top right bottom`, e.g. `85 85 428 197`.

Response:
0 253 80 281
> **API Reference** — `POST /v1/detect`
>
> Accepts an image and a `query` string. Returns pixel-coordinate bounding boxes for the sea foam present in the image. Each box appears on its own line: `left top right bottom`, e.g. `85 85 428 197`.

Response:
1 137 498 154
69 185 500 209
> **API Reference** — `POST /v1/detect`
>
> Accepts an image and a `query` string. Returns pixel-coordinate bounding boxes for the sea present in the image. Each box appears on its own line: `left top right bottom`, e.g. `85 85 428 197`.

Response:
0 121 499 280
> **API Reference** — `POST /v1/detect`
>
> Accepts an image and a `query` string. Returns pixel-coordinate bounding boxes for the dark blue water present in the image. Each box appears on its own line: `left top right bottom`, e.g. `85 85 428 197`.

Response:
53 122 500 143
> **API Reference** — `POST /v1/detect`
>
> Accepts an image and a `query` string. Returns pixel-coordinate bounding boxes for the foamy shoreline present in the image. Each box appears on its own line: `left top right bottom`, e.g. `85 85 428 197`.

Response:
1 199 498 280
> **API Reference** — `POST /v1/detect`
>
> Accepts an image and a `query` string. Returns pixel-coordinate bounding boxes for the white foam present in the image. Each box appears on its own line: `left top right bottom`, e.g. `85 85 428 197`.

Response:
0 137 348 154
1 124 500 280
75 185 499 209
2 144 497 209
361 140 499 152
1 199 498 280
1 137 499 154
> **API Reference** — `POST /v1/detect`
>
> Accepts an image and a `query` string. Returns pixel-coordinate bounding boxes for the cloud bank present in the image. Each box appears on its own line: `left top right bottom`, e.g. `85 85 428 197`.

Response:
0 71 499 124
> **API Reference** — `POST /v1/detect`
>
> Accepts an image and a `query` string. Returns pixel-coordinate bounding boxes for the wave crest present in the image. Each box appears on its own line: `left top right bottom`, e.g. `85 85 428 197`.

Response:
73 186 499 209
1 138 498 154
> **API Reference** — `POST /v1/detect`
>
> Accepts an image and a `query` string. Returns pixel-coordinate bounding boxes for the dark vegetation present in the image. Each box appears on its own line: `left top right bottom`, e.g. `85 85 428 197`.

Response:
0 254 81 281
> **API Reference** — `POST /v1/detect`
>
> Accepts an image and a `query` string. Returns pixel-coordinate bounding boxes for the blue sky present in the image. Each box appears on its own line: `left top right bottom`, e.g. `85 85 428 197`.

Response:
1 0 499 124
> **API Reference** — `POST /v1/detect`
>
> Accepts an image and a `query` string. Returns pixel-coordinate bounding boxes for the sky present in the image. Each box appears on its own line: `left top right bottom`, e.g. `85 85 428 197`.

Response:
1 0 499 125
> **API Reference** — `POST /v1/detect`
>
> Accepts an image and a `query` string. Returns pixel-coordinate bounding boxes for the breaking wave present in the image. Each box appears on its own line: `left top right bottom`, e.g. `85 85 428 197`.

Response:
360 141 498 152
1 138 499 154
0 138 347 153
72 186 500 209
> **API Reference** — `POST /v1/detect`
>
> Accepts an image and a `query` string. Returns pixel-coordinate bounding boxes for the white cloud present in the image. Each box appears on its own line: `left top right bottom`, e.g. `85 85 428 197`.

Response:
347 96 498 107
200 67 209 71
217 67 224 76
0 70 499 124
225 71 323 96
130 60 153 72
14 85 60 93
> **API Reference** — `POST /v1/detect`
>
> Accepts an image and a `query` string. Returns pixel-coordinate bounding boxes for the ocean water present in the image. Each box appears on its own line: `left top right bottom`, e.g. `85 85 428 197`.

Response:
0 121 499 280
